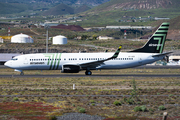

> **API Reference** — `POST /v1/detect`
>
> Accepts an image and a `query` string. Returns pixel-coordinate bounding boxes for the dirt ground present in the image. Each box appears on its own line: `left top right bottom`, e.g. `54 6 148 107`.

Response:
0 68 180 120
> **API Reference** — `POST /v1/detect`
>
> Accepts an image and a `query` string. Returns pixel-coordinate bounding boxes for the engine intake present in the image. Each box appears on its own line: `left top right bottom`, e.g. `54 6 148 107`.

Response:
61 65 80 73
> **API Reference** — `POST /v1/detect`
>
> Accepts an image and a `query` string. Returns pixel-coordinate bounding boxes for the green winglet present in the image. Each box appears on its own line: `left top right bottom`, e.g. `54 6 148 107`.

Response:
111 45 122 59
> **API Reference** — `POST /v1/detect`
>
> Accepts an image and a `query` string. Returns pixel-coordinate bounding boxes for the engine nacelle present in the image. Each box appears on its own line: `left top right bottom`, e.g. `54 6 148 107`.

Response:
61 65 80 73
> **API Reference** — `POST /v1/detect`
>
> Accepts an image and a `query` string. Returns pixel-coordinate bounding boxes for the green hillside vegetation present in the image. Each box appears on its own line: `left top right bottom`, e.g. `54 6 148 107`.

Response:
42 4 91 16
148 15 180 30
42 4 74 16
74 5 91 14
76 10 153 27
169 15 180 29
76 8 180 27
0 2 30 14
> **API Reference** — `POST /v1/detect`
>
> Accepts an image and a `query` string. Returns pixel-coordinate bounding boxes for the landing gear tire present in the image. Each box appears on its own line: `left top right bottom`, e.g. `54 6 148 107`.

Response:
20 72 24 76
85 70 92 75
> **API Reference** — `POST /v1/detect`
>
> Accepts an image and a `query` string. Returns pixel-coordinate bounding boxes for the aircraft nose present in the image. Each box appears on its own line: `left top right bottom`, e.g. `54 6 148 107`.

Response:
4 61 10 67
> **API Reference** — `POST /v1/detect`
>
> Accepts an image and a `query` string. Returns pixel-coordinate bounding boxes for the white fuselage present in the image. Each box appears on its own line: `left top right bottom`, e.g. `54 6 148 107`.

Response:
5 52 163 71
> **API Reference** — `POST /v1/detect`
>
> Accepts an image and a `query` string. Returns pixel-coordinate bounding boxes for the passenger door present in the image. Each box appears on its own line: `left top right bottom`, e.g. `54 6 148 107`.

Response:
138 55 142 64
24 57 28 64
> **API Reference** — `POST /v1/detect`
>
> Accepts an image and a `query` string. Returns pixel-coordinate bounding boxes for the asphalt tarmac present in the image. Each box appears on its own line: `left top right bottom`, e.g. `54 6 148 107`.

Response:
0 74 180 78
0 65 180 78
1 65 180 69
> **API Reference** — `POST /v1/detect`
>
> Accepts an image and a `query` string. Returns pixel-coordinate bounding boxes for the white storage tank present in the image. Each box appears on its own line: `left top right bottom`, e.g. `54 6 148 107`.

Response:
52 35 67 45
11 33 33 43
0 37 3 43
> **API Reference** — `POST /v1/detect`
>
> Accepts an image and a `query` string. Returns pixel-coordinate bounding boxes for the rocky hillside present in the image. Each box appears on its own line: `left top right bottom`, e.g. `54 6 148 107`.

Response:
89 0 179 13
113 0 173 9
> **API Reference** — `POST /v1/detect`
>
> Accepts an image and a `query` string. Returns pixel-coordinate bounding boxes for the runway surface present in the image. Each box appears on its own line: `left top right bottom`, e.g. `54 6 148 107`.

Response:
0 65 180 78
0 65 180 69
0 74 180 78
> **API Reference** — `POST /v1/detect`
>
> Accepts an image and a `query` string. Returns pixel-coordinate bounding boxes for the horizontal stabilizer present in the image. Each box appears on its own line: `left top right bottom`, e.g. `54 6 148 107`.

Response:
152 52 173 57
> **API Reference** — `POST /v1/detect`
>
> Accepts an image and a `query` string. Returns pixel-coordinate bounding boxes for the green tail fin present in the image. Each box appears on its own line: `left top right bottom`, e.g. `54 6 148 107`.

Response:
130 22 169 53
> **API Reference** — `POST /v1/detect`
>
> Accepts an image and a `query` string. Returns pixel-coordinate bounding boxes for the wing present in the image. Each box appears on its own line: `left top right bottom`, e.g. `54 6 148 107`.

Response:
79 45 122 69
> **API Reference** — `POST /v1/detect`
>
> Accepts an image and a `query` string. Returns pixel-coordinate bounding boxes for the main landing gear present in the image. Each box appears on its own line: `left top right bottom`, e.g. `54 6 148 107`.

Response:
85 70 92 75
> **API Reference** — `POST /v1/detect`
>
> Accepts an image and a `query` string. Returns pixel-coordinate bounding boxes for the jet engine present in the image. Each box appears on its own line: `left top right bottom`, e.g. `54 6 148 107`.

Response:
61 65 80 73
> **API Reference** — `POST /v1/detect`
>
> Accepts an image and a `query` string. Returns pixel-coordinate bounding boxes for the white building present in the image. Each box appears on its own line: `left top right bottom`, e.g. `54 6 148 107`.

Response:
154 17 170 20
52 35 67 45
106 26 152 29
167 56 180 66
11 33 33 43
98 36 114 40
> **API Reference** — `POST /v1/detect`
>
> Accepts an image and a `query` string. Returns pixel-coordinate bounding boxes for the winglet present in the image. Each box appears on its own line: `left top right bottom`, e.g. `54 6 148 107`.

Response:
79 45 122 68
109 45 122 59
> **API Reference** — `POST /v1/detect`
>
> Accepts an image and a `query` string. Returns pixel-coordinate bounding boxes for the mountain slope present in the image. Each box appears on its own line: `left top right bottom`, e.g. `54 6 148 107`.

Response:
0 2 29 14
42 4 74 16
89 0 180 13
75 0 180 27
0 0 110 6
169 15 180 30
74 5 91 14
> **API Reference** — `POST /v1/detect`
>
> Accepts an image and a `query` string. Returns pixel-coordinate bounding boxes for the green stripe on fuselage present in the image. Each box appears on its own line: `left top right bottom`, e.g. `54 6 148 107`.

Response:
49 54 54 70
44 53 54 65
44 53 62 70
52 53 58 70
56 53 62 70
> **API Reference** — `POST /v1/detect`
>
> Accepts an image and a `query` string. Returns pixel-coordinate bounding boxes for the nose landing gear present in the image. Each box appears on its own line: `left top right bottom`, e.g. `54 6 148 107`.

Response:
20 72 24 76
15 69 24 76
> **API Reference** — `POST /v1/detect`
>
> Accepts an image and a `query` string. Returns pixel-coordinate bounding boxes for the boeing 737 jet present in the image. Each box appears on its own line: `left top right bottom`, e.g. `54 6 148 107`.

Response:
5 23 171 75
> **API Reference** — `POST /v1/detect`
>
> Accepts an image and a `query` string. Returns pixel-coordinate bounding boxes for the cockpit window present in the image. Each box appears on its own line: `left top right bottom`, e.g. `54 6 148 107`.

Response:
11 58 18 61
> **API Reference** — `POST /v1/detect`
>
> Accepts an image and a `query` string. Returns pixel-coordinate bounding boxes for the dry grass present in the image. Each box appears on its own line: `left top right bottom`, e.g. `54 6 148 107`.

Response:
0 68 180 119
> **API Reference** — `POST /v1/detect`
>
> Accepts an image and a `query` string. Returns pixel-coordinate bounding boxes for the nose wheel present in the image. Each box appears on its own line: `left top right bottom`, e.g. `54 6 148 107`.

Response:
85 70 92 75
20 72 24 76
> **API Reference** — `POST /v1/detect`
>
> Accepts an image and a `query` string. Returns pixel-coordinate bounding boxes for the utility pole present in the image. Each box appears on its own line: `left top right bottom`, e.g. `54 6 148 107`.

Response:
124 30 127 39
45 25 50 53
8 27 10 36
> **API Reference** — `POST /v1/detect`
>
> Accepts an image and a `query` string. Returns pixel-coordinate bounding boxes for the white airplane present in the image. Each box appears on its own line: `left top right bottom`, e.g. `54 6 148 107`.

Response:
5 22 171 75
